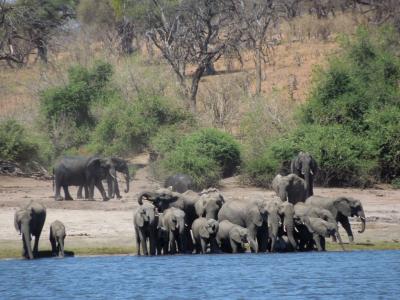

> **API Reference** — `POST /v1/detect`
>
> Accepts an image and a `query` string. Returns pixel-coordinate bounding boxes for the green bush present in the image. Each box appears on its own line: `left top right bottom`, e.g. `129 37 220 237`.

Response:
89 93 192 156
40 61 114 128
158 128 241 189
0 120 39 163
243 26 400 187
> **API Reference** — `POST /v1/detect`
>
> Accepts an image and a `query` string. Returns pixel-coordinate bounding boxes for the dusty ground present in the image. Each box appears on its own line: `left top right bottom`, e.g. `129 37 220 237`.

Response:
1 154 400 257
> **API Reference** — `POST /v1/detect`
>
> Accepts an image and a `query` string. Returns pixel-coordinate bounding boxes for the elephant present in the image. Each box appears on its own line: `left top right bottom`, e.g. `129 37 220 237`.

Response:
77 157 130 200
191 218 219 254
138 187 224 252
53 156 110 201
133 202 158 256
306 195 366 243
297 216 339 251
291 152 318 198
14 201 46 259
164 174 195 193
217 197 280 253
156 213 169 255
195 188 225 220
272 174 307 204
216 220 249 253
49 220 66 257
162 207 187 254
277 201 297 251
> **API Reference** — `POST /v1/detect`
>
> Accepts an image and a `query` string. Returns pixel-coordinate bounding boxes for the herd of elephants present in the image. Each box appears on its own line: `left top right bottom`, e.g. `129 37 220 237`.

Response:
14 152 366 259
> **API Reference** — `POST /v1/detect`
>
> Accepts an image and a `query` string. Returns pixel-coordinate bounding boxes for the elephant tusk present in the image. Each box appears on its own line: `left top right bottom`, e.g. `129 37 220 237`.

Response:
294 227 299 233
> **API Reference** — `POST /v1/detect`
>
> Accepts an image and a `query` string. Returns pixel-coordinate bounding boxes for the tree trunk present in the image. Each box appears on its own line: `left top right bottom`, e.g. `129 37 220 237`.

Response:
255 47 262 95
36 39 48 63
189 66 205 113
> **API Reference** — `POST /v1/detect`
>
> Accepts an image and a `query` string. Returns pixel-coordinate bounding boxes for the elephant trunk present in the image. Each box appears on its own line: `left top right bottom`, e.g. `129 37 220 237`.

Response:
283 217 297 250
138 191 157 205
358 210 366 233
124 171 130 193
335 231 346 251
268 214 280 252
22 224 33 259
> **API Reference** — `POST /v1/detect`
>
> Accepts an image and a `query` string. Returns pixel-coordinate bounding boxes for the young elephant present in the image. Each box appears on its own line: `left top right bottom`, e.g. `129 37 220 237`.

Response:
49 220 66 257
191 218 219 254
298 216 338 251
216 220 249 253
14 201 46 259
162 207 187 254
156 213 169 255
133 203 158 256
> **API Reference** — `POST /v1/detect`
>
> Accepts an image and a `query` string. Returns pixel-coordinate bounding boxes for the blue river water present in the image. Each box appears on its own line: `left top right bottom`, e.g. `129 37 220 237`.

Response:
0 250 399 299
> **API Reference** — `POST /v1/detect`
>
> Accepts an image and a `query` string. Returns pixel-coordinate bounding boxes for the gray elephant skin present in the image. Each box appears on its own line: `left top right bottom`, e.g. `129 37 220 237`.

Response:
297 217 339 251
162 207 187 254
156 213 169 255
272 174 307 204
306 195 366 243
49 220 66 257
218 198 280 253
164 174 195 193
53 156 110 201
277 201 297 251
78 157 130 200
138 188 224 252
291 152 318 198
134 202 158 255
191 218 219 254
216 220 249 253
14 201 46 259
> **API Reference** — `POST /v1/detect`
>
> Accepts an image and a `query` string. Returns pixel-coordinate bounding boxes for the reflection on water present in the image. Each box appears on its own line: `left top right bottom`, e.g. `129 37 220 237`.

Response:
0 250 399 299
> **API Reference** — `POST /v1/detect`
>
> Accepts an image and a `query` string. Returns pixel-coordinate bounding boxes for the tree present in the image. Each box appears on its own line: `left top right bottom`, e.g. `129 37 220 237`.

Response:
146 0 241 112
233 0 281 95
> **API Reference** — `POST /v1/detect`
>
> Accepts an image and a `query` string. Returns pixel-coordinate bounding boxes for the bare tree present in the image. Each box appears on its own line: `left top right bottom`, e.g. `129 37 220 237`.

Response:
146 0 241 112
233 0 281 95
355 0 400 32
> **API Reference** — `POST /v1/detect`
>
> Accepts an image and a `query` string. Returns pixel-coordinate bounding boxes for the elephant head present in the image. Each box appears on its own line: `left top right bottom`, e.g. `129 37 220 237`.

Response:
291 152 318 198
230 227 249 248
334 197 366 233
108 157 130 194
195 189 225 220
302 217 336 238
138 188 179 212
136 204 157 227
199 219 219 239
278 202 297 250
14 208 34 259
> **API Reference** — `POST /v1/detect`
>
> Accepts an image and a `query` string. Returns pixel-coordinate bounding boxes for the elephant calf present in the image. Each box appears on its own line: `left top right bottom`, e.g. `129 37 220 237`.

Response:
191 218 219 254
162 207 186 254
134 203 158 256
49 220 66 257
156 213 169 255
14 201 46 259
216 220 249 253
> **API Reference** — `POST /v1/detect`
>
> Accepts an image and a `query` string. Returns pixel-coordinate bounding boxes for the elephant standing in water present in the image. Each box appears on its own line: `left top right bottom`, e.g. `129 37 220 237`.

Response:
162 207 187 254
50 220 66 257
77 157 130 200
218 198 280 253
291 152 318 198
53 156 110 201
14 201 46 259
272 174 307 204
164 174 195 193
306 196 366 243
134 203 158 256
191 218 219 254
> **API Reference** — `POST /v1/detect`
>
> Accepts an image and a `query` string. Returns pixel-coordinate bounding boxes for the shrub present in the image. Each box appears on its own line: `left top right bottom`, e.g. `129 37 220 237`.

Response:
158 128 241 189
0 120 39 163
89 93 192 156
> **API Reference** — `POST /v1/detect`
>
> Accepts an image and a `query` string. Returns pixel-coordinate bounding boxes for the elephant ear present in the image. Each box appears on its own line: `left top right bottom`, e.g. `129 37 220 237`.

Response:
87 157 102 173
14 210 22 233
301 217 314 233
195 198 207 217
291 155 301 173
136 210 144 227
333 197 351 217
200 225 210 239
250 207 263 227
230 228 242 244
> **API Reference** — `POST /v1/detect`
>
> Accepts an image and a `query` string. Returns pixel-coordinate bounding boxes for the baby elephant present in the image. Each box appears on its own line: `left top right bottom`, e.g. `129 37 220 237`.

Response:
49 220 66 257
133 203 158 256
302 217 339 251
191 218 219 254
216 220 249 253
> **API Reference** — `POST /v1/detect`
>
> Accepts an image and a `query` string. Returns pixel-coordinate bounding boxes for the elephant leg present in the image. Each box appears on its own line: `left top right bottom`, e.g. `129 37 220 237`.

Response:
107 176 113 199
338 215 354 243
63 186 73 201
169 233 177 254
33 234 40 257
149 231 156 256
95 181 109 201
77 186 83 199
115 182 122 199
22 236 28 258
139 231 148 255
88 180 95 200
55 182 63 201
257 225 268 253
230 239 238 253
50 235 57 256
200 238 207 254
135 228 141 255
313 234 323 251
